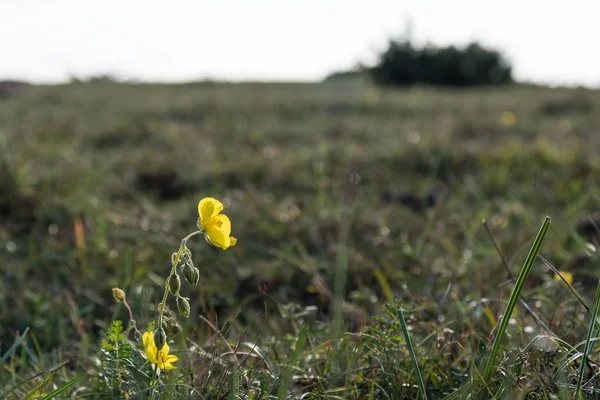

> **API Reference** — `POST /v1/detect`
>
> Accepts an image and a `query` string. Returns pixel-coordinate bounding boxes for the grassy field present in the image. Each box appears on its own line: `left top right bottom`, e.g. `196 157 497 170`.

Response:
2 80 600 398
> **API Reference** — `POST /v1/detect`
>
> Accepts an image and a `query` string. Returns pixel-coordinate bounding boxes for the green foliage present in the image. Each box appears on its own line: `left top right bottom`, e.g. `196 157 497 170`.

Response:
97 320 143 399
371 40 513 86
2 82 600 398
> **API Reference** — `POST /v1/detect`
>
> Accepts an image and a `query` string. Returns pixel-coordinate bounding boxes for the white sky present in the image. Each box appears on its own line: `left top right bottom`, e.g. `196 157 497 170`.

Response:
2 0 599 86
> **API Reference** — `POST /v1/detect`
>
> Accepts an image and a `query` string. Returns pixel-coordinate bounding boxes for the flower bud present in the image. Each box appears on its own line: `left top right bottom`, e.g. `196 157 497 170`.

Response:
112 288 126 302
154 327 166 350
169 323 183 336
183 264 195 285
177 296 190 318
161 320 169 333
169 274 181 296
191 267 200 285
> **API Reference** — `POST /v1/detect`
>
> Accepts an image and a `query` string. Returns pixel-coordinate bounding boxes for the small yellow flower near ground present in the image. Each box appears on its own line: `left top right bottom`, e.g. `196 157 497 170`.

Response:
554 270 573 285
142 331 178 370
500 111 516 126
198 197 237 250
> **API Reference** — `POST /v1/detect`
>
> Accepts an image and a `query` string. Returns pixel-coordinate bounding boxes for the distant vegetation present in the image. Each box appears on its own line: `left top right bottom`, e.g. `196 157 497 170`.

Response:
327 39 513 87
2 81 600 398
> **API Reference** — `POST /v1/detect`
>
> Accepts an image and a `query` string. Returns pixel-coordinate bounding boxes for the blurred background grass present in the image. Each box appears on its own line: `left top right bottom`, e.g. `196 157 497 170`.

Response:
2 80 600 358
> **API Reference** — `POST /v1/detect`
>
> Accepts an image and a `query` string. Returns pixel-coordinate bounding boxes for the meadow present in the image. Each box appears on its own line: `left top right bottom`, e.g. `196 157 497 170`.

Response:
2 80 600 398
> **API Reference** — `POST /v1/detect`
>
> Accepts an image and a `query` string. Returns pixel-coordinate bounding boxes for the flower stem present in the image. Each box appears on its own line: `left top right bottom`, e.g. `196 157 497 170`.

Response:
156 230 203 335
149 230 202 397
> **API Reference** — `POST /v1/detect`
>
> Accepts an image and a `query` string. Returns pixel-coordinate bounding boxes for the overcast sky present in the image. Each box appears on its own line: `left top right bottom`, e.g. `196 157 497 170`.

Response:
2 0 599 86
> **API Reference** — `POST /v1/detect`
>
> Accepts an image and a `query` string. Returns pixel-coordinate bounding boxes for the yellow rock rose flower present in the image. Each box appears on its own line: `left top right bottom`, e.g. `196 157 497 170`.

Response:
198 197 237 250
142 331 178 370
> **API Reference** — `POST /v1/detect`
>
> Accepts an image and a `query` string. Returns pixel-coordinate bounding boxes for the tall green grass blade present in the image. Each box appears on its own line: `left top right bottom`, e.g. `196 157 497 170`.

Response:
575 278 600 399
276 323 308 400
397 306 427 400
480 216 551 393
443 382 471 400
22 361 69 400
483 220 557 335
40 374 84 400
0 326 29 368
0 361 67 399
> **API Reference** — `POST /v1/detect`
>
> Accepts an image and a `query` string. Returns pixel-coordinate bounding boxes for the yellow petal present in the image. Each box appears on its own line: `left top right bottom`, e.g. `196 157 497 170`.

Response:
205 224 229 249
198 198 223 227
142 332 158 364
160 342 170 356
212 214 231 236
161 355 179 370
157 345 178 370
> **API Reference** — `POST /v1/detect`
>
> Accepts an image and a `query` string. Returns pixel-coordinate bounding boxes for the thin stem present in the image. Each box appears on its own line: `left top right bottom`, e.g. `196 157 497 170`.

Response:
156 230 203 332
149 229 202 398
123 300 141 337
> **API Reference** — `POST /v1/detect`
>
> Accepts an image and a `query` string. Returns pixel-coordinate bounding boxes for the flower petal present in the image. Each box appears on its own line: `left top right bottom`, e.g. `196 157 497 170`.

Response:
229 237 237 247
142 332 158 364
157 345 177 370
198 198 223 227
162 354 179 370
160 342 170 356
212 214 231 236
205 224 229 249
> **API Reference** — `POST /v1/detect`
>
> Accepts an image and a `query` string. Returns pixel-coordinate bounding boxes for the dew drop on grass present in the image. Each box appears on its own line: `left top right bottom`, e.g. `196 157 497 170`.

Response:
6 241 17 253
407 131 420 144
48 224 59 235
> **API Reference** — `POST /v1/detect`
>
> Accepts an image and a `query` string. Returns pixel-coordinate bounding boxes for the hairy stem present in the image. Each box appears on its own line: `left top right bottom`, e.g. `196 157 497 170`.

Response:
156 230 203 334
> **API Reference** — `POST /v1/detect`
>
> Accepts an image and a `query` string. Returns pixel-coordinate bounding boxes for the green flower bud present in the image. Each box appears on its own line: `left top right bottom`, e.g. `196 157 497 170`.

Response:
183 263 195 285
177 296 190 318
112 288 126 302
169 323 183 336
154 327 167 350
169 274 181 296
192 267 200 285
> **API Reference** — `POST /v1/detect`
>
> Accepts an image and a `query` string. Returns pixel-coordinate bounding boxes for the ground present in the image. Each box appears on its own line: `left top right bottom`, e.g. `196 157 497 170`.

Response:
1 80 600 398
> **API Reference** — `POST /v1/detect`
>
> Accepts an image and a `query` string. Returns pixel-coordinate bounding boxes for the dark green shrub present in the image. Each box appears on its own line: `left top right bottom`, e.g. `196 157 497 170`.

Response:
371 39 513 87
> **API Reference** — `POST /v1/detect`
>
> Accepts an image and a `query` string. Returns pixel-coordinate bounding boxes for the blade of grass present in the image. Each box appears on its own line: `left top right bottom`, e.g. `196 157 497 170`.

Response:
40 374 84 400
483 220 557 336
22 361 69 400
537 254 589 312
397 306 427 400
276 323 308 400
0 326 29 368
0 361 68 399
575 279 600 399
480 216 551 395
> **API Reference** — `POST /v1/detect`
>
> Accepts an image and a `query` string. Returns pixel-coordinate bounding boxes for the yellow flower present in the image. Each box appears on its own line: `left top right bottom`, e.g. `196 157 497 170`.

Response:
500 111 516 126
142 331 178 370
554 270 573 285
198 197 237 250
